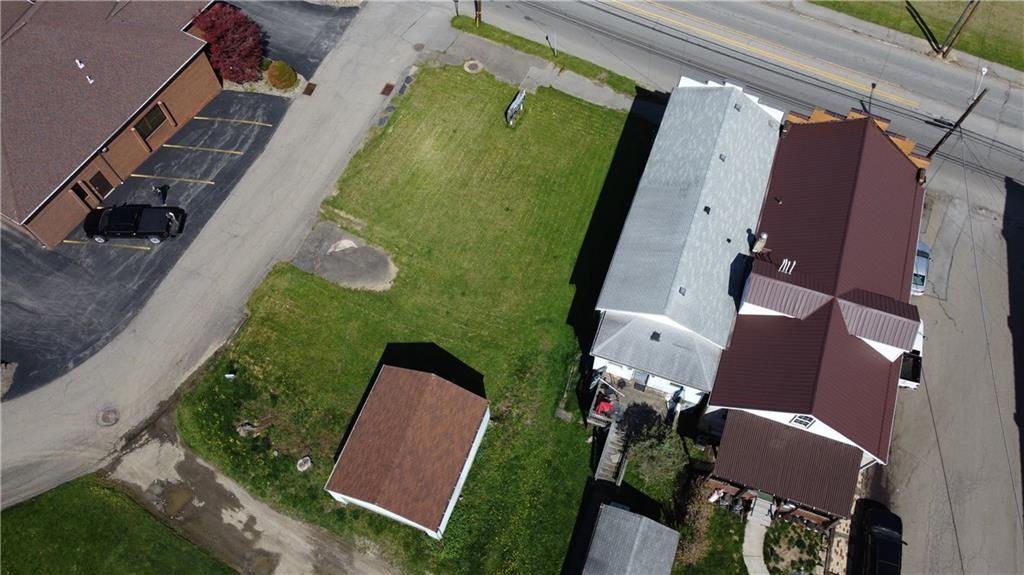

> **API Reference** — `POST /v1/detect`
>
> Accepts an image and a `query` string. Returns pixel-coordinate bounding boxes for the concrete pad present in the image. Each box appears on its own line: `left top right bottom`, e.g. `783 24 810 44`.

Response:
292 221 396 291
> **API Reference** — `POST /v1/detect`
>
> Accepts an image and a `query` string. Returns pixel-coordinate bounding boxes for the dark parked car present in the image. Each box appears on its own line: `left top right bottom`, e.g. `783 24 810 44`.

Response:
863 507 903 575
83 204 186 244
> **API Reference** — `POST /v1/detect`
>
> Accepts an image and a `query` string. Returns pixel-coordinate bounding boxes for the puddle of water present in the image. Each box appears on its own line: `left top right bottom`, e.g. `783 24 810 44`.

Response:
163 485 194 517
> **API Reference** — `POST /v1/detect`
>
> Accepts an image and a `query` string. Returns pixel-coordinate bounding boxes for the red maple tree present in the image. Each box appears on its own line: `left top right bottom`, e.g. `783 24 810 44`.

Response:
193 4 263 84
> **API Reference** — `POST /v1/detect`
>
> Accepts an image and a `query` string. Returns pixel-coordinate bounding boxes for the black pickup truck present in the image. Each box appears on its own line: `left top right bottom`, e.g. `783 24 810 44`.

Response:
83 204 186 244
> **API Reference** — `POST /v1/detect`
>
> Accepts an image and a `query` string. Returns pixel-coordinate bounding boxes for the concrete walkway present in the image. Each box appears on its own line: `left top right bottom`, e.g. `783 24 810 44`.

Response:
443 33 633 111
1 1 458 508
743 497 772 575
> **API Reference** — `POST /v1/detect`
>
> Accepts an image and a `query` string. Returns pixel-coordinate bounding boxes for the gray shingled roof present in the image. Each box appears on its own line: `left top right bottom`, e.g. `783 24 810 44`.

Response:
583 504 680 575
595 86 780 349
592 311 722 392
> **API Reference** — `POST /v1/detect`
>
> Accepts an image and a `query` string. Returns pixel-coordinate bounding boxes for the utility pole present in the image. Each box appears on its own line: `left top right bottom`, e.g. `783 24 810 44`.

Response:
474 0 482 27
867 82 877 116
940 0 981 58
926 88 986 159
454 0 459 18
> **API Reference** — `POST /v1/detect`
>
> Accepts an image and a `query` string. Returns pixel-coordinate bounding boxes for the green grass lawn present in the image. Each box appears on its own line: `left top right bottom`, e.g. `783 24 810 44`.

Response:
813 1 1023 70
675 507 747 575
177 64 628 573
452 16 638 96
0 476 231 575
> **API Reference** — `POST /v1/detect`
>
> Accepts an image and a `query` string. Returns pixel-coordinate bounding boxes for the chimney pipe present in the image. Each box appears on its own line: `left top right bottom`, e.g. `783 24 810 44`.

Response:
752 232 768 253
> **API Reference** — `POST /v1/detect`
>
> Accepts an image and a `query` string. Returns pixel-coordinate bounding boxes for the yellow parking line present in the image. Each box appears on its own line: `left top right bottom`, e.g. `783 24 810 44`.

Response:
193 115 273 127
162 143 244 155
62 239 152 251
129 173 216 185
605 0 919 108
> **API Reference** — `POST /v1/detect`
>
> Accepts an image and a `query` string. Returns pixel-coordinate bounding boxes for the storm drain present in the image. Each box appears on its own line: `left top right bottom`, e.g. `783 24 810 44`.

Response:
381 83 395 96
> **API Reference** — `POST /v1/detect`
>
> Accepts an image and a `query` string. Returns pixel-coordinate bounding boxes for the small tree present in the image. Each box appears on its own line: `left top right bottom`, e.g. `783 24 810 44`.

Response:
193 4 263 84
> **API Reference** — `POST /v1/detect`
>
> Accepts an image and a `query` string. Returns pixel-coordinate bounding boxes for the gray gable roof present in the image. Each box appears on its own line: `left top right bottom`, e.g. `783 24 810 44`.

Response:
595 85 780 349
583 504 680 575
592 311 721 392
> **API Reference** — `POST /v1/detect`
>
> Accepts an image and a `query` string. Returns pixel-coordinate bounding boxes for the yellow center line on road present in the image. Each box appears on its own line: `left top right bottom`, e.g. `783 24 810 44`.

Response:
129 173 216 185
604 0 919 108
193 115 274 127
62 239 152 251
162 143 244 155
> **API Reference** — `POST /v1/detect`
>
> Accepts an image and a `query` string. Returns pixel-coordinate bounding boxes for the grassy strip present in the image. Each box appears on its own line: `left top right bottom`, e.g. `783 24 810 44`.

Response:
0 476 232 575
675 507 747 575
178 65 627 573
452 15 637 96
812 1 1023 71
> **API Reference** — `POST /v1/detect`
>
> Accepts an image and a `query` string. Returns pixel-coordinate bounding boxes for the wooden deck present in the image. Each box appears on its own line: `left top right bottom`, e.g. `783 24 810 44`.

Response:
586 373 670 427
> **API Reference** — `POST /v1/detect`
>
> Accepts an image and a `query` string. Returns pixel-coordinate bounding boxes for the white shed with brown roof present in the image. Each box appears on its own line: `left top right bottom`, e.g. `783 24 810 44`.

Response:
324 365 489 539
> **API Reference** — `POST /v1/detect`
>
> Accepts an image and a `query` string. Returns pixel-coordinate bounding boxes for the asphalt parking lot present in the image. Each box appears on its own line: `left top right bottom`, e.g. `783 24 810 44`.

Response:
236 1 358 79
1 1 359 399
1 91 288 398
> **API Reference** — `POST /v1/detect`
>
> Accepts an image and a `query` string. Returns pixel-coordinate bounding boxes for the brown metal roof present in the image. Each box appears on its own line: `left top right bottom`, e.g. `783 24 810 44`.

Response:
752 118 923 300
1 1 206 223
743 262 832 319
325 366 488 532
837 297 919 351
713 411 861 517
712 119 923 462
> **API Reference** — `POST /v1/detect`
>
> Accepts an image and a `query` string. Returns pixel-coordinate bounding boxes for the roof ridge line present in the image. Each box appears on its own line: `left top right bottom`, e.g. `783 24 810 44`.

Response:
830 118 872 294
806 299 839 414
663 90 735 312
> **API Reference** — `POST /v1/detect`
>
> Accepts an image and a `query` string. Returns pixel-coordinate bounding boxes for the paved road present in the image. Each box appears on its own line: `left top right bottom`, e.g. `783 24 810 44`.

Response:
478 2 1022 573
486 1 1022 182
1 1 458 508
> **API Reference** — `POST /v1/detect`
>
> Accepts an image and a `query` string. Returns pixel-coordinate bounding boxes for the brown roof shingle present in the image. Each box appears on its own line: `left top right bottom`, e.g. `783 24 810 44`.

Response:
325 366 489 532
713 411 861 517
1 1 206 222
711 118 924 462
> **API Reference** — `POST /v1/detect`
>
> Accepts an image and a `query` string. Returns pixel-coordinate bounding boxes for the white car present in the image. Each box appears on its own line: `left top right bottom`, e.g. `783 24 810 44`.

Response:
911 241 930 296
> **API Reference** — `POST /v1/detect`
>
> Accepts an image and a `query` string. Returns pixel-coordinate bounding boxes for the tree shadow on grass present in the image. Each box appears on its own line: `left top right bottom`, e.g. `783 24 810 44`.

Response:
566 88 669 419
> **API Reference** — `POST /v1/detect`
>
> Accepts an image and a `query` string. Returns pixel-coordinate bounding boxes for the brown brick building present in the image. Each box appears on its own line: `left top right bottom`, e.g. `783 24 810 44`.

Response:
1 1 222 247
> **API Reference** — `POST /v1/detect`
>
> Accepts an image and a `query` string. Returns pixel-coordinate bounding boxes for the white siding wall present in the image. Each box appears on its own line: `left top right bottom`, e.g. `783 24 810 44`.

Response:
593 356 634 380
859 337 905 361
594 356 707 407
437 407 490 537
738 301 791 317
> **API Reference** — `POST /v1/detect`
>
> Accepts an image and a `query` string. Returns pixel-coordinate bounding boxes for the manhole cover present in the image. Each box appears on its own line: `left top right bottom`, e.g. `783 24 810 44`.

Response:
97 407 120 427
380 83 395 96
413 43 425 52
463 60 482 74
303 82 317 96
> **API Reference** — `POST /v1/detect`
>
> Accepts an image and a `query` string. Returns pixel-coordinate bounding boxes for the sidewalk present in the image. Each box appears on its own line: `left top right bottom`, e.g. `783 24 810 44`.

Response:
1 2 457 508
441 33 633 111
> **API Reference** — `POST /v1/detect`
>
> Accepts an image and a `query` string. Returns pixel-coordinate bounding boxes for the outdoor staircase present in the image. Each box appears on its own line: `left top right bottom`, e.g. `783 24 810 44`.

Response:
595 421 628 485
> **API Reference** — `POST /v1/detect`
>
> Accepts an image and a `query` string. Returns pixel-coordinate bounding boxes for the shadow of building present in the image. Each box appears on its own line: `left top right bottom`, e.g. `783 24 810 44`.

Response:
566 88 669 418
1002 176 1024 527
333 342 485 461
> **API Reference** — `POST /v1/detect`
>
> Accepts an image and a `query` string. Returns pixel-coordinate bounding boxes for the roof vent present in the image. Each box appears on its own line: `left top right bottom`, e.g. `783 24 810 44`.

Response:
774 196 783 205
778 258 796 274
85 75 95 84
678 286 686 296
650 331 661 342
719 153 727 162
75 58 85 69
752 231 768 253
734 102 742 111
703 205 711 215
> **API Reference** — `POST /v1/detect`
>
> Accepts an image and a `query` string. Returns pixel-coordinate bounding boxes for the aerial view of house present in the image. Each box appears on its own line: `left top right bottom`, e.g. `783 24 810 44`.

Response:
325 364 489 540
0 0 219 247
2 1 1020 574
